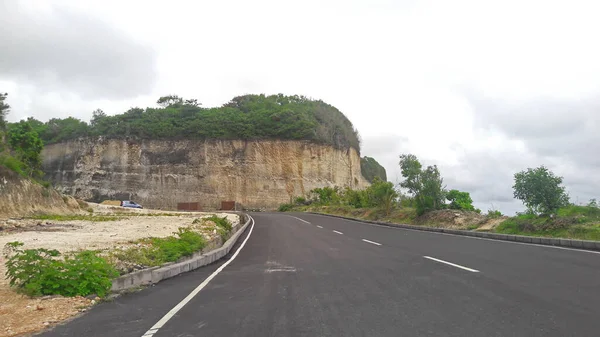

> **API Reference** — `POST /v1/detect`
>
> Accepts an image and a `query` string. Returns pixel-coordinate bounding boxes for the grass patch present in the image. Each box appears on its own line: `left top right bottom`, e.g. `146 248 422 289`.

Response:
204 215 233 241
30 214 122 222
109 226 209 273
302 205 417 224
494 206 600 241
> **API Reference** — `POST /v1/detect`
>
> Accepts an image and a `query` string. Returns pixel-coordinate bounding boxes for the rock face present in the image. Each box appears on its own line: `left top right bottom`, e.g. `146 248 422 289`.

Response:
42 138 369 210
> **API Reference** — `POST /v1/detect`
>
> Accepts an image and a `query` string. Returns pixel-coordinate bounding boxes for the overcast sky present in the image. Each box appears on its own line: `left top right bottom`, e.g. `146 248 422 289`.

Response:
2 0 599 214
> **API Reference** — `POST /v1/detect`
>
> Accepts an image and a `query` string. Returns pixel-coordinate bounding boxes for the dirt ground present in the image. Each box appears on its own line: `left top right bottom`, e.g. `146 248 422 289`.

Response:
0 207 238 337
413 209 507 230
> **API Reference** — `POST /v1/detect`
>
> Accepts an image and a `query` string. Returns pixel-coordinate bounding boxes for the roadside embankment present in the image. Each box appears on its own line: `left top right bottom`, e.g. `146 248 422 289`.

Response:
0 211 241 337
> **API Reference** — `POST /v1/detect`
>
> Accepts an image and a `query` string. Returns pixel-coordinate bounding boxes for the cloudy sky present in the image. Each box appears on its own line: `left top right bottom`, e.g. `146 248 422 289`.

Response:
2 0 599 214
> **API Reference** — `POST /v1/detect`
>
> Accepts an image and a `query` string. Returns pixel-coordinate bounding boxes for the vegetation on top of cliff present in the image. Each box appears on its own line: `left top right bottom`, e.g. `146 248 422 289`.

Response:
360 156 387 183
24 94 362 152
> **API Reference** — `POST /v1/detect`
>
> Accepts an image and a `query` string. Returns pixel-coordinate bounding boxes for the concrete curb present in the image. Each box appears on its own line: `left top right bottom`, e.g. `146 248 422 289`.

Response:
308 212 600 252
111 214 251 292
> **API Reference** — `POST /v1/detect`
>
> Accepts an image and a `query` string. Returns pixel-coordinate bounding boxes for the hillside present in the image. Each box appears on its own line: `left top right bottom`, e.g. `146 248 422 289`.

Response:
28 94 361 152
360 156 387 182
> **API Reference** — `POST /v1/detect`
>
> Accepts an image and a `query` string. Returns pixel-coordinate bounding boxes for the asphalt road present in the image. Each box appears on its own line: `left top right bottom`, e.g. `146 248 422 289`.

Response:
39 212 600 337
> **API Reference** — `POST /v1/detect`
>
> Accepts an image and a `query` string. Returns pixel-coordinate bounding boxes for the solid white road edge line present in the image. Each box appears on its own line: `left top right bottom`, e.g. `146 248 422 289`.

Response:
333 230 344 235
306 213 600 255
291 216 311 224
140 216 256 337
362 239 382 246
316 225 323 228
423 256 479 273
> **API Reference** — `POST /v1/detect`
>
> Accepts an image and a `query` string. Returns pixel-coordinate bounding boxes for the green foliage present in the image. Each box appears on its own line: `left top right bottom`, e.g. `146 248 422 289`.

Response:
115 227 207 267
205 215 233 241
4 242 118 297
310 186 341 204
367 177 398 215
495 205 600 241
150 228 207 261
294 196 309 205
278 203 293 212
7 120 43 177
34 94 361 152
0 92 9 130
29 116 88 144
587 199 598 208
446 189 475 211
513 166 570 214
399 154 447 215
360 156 387 183
556 205 600 218
343 187 369 208
0 155 27 177
487 210 503 218
205 215 233 232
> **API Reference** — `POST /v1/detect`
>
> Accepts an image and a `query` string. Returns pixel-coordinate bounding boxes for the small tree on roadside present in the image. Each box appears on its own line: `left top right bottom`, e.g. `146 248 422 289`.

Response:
368 177 398 215
399 154 446 215
513 166 569 214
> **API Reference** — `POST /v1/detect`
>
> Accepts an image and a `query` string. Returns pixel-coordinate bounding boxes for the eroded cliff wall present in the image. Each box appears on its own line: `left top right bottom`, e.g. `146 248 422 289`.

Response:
0 168 81 219
42 139 369 210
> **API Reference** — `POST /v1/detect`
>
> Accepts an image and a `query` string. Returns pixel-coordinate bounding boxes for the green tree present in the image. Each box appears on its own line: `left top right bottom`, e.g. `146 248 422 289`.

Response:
34 94 361 153
399 154 422 195
419 165 446 214
0 92 9 130
446 189 475 211
157 95 183 108
399 154 446 215
513 166 569 214
588 199 598 208
7 121 44 177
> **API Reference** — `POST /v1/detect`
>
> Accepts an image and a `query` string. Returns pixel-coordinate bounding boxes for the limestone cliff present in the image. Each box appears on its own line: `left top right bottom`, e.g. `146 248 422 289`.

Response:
42 139 370 210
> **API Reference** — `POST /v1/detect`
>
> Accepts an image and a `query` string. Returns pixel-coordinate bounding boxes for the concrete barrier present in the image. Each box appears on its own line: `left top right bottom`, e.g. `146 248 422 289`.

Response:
111 214 251 292
308 212 600 252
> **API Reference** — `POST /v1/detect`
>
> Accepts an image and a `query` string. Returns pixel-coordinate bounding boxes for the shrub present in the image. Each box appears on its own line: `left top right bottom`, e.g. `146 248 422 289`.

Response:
205 215 233 232
0 155 26 177
150 228 207 262
278 203 293 212
446 189 475 211
294 196 308 205
310 187 341 205
487 210 503 218
4 242 118 297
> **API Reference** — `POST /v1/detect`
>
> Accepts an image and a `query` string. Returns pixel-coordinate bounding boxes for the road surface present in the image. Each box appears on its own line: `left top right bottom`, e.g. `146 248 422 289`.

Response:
40 212 600 336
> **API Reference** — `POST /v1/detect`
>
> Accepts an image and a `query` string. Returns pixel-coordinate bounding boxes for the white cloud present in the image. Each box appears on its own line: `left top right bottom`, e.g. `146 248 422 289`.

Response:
3 0 600 214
